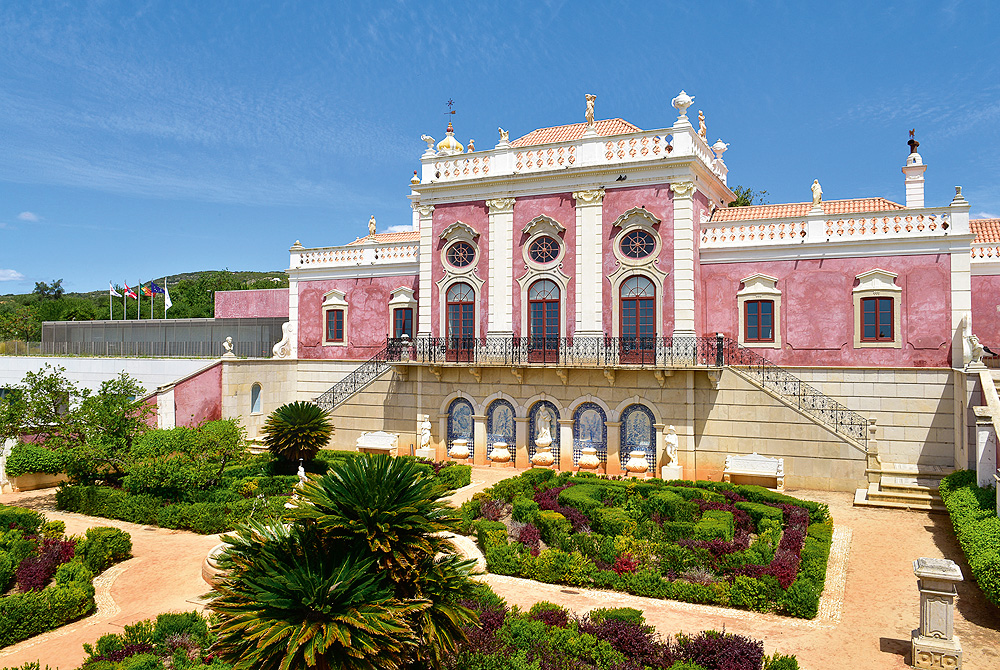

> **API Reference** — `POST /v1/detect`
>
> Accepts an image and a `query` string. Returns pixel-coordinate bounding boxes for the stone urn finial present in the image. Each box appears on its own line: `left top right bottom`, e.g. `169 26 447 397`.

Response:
712 139 729 160
672 90 694 119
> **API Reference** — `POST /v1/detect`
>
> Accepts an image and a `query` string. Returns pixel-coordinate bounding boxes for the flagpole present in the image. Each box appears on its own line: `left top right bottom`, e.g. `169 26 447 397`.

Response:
109 289 112 321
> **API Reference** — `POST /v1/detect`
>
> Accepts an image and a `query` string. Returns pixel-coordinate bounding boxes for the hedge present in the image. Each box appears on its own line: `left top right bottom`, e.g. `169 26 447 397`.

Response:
0 506 42 535
939 470 1000 608
693 510 734 542
4 443 66 477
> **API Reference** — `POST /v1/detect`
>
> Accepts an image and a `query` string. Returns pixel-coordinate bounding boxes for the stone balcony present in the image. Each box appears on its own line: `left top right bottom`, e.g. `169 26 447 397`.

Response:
289 238 419 272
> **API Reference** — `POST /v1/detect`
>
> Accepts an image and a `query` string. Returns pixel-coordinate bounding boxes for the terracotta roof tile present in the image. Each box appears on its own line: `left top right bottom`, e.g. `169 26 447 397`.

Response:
511 118 642 148
972 219 1000 244
710 197 906 222
347 231 420 245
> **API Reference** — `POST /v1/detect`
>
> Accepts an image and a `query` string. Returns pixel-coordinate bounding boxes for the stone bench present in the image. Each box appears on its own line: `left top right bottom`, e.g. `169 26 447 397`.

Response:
723 452 784 491
356 431 399 456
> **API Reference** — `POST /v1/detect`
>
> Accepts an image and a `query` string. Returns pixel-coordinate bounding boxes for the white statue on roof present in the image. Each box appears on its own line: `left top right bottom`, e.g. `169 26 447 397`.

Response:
698 110 707 140
585 94 596 129
368 215 377 237
811 180 823 207
421 134 435 150
498 127 509 142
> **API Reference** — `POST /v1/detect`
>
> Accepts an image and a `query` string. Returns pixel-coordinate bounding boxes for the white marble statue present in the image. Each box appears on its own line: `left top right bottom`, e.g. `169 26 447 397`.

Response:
811 179 823 206
297 462 307 486
368 215 377 237
420 416 432 450
585 94 596 128
698 110 707 140
421 134 435 149
498 127 509 142
665 425 678 465
466 139 475 152
0 439 13 493
223 336 234 354
535 408 554 445
967 333 987 366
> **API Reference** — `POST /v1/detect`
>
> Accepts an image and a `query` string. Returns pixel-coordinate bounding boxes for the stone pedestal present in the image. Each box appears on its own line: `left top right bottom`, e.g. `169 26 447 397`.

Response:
661 465 684 481
414 448 434 460
488 442 513 467
911 557 963 669
973 407 997 488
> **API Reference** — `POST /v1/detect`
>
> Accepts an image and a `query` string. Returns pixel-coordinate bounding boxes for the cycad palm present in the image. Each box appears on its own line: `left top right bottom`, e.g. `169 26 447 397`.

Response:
261 401 334 463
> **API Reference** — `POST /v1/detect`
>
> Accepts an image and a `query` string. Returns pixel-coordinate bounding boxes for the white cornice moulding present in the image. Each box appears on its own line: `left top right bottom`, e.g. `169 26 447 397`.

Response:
288 263 419 282
699 234 976 264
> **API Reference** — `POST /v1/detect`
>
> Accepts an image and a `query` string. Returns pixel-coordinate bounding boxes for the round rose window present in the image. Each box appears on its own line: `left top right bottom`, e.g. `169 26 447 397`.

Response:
620 229 656 259
528 236 560 264
446 241 476 268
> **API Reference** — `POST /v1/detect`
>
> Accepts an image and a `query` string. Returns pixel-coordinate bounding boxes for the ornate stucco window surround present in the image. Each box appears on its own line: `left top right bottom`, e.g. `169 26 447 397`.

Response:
737 273 782 348
388 287 417 337
607 207 668 338
853 269 902 349
437 221 484 338
321 288 349 347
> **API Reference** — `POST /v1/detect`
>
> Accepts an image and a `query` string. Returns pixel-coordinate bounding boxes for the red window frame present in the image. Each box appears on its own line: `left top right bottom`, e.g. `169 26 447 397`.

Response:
326 309 344 343
528 279 560 362
446 283 475 361
861 297 893 342
393 307 413 338
744 300 775 343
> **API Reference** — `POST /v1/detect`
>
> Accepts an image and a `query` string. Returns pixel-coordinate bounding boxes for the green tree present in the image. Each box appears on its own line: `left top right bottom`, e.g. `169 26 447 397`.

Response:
260 401 334 466
0 302 39 340
728 185 769 207
212 454 478 669
0 364 84 448
32 279 65 300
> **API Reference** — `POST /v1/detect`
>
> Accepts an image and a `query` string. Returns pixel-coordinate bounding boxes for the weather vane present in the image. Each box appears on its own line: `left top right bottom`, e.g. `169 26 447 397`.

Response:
445 99 456 115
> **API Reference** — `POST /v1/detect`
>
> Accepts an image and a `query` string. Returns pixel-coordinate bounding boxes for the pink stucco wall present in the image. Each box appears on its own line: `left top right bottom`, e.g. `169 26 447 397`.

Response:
430 202 489 337
215 289 289 318
512 193 577 336
296 275 419 359
601 185 675 335
173 362 222 426
972 276 1000 346
700 254 952 367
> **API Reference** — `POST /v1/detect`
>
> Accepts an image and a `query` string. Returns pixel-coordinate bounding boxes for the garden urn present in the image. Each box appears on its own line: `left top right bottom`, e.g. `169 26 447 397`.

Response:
449 438 470 460
578 446 600 470
489 441 511 463
532 444 555 466
625 449 649 474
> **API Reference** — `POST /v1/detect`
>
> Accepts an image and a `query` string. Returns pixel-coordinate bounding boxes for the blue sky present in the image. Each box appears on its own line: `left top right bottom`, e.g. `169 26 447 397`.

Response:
1 1 998 294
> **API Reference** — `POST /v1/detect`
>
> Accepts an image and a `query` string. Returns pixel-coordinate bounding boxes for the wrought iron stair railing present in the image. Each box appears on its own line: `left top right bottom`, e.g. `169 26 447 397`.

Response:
315 339 405 412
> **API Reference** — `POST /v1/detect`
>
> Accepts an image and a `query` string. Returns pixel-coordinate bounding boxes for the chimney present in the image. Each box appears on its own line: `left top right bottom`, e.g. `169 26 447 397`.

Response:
902 129 926 208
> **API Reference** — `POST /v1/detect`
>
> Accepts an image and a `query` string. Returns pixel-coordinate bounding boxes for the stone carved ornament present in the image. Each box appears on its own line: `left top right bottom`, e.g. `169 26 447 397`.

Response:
585 94 596 128
811 180 823 206
272 321 294 359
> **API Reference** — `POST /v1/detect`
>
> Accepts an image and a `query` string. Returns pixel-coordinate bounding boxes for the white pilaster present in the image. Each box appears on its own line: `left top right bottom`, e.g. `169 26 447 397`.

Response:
415 204 435 336
486 198 516 336
671 180 697 336
950 188 972 370
572 188 606 337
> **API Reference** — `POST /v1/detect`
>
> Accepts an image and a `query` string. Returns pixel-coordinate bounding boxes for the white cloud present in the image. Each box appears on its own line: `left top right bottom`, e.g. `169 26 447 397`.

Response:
16 211 38 222
385 224 413 233
0 269 25 281
977 212 999 219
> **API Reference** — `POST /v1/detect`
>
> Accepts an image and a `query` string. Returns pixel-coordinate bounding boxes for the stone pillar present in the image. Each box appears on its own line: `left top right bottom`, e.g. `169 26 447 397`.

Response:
436 413 448 461
515 416 529 470
415 204 435 337
973 407 997 488
605 421 622 475
867 417 881 485
670 180 697 337
654 422 666 471
472 414 487 466
912 557 963 669
558 419 574 471
486 198 516 336
572 188 606 337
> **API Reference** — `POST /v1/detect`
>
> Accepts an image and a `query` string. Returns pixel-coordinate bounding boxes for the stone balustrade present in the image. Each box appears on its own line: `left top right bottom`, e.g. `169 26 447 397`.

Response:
290 240 419 270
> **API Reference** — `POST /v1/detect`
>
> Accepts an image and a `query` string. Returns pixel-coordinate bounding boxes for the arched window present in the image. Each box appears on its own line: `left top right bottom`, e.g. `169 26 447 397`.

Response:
486 399 516 463
447 397 474 458
250 383 262 414
528 279 560 361
529 401 560 466
446 282 475 361
573 402 607 466
620 275 656 362
620 404 655 469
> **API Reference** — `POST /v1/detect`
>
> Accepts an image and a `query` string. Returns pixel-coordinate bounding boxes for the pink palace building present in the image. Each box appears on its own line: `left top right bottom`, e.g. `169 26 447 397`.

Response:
162 91 1000 505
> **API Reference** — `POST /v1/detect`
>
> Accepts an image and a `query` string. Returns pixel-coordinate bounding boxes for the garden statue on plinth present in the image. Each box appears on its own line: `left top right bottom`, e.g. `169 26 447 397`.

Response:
661 425 684 480
531 408 555 466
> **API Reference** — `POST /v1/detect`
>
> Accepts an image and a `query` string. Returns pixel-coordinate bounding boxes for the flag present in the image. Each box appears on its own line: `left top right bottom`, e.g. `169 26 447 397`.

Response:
149 282 164 294
142 284 153 297
163 284 172 311
123 283 138 299
109 282 122 298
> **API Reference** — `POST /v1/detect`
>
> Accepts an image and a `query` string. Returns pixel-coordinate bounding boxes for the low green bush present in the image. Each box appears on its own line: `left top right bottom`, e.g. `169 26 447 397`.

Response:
647 491 698 522
522 549 595 586
75 527 133 574
939 470 1000 608
4 442 66 477
536 510 571 546
590 507 632 536
557 484 605 517
729 575 776 612
0 552 13 592
764 652 800 670
693 510 734 541
781 577 819 618
731 485 829 524
0 584 93 648
588 607 645 625
432 462 472 489
0 506 42 535
476 520 508 552
734 501 784 530
485 543 523 575
511 496 540 523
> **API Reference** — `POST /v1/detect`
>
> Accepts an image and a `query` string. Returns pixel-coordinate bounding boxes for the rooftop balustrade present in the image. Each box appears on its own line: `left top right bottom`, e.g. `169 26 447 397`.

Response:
289 238 419 271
